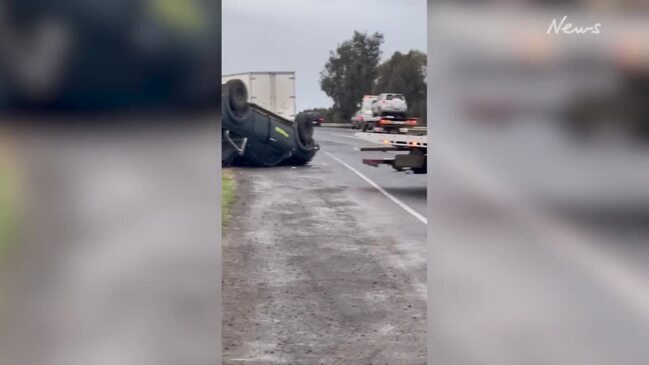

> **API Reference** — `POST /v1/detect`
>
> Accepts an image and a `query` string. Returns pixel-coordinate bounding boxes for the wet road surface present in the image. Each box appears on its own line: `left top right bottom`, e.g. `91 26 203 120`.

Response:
222 127 427 364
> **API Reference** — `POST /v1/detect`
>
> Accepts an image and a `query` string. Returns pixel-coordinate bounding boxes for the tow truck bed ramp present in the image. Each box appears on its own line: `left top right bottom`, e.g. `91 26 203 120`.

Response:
354 132 428 174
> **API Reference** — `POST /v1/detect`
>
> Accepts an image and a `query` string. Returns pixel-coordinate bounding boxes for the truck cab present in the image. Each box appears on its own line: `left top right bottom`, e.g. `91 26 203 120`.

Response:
351 95 377 129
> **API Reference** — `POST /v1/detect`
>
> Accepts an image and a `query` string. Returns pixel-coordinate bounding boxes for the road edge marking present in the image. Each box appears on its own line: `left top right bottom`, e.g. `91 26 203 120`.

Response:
322 151 427 225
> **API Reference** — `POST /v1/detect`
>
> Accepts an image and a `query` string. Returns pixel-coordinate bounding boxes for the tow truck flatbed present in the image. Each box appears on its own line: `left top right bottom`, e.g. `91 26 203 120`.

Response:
356 132 427 150
355 131 428 174
362 115 419 133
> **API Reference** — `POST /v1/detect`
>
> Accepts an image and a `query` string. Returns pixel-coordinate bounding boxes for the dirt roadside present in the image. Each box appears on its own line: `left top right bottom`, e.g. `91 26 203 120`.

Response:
223 165 426 364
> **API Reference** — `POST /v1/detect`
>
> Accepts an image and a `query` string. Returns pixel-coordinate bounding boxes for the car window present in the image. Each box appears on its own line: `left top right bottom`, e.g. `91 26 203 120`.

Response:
393 94 405 100
386 95 394 100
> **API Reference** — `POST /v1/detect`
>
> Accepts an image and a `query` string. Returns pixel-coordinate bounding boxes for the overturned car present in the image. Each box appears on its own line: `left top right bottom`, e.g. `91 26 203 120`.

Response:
222 79 319 166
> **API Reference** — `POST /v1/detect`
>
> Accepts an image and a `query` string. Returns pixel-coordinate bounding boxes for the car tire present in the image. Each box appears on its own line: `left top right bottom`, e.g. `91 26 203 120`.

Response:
295 114 315 146
222 79 251 123
226 79 248 113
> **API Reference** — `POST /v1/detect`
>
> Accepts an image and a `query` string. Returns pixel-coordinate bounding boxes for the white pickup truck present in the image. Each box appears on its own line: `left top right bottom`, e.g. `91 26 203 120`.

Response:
353 93 419 133
371 93 408 117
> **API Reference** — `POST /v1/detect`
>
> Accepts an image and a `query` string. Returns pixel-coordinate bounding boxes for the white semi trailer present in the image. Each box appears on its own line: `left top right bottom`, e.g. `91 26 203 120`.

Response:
221 71 296 121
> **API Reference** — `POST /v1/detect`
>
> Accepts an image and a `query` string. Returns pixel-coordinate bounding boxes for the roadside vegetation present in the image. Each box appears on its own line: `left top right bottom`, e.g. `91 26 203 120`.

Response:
0 144 19 322
0 155 17 258
319 31 427 123
221 169 236 228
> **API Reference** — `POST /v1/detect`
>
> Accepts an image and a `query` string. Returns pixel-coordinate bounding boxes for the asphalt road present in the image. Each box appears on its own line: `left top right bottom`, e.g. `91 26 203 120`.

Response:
222 127 427 363
426 117 649 365
316 127 427 219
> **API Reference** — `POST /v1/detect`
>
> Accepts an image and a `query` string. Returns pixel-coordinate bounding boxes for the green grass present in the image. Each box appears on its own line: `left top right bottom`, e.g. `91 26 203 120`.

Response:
0 160 16 257
221 169 236 228
0 153 18 321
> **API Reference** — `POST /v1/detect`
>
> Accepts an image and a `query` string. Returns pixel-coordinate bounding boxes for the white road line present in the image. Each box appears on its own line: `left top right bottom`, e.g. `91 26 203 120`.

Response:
430 137 649 324
322 150 427 225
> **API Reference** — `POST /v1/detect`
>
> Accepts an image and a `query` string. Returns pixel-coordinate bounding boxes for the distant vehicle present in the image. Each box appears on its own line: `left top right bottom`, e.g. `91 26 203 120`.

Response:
222 71 296 120
297 111 324 126
371 93 407 118
350 111 368 129
351 94 417 133
351 95 377 129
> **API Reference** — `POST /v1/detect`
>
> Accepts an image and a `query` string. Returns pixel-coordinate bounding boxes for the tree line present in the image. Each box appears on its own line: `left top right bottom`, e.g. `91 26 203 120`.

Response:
311 31 426 124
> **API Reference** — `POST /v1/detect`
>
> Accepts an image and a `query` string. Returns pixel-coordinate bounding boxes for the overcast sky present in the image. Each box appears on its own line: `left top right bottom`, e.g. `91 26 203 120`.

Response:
223 0 426 111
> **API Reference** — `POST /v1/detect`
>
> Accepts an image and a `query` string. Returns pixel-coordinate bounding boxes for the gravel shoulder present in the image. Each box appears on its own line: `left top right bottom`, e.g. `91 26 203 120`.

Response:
223 164 426 364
